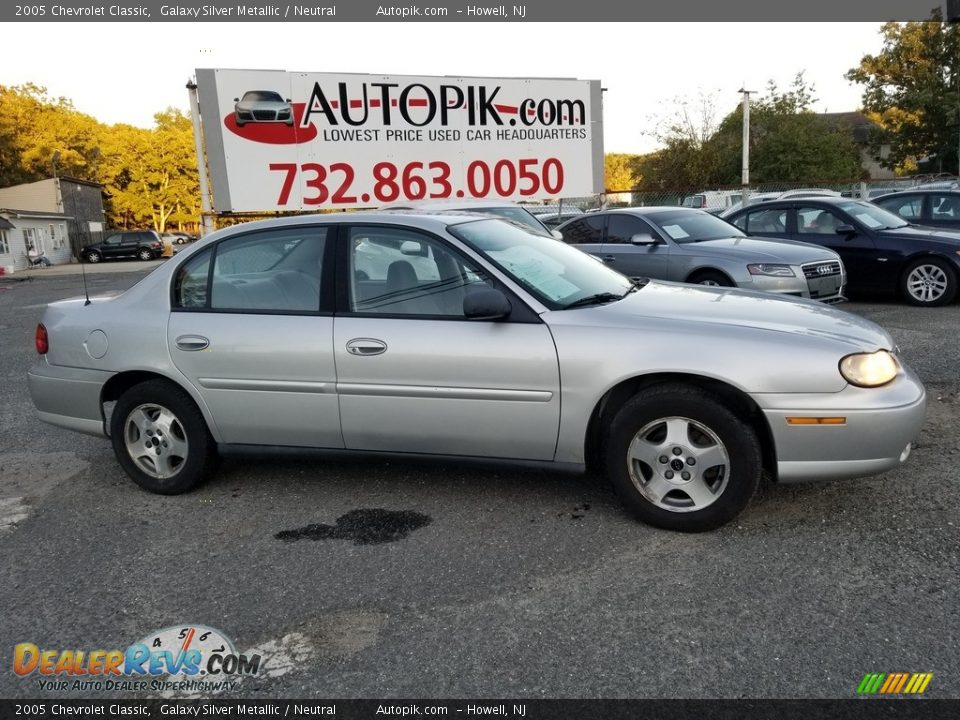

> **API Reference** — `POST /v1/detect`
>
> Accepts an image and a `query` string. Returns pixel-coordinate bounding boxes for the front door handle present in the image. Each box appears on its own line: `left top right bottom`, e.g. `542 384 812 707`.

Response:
175 335 209 351
602 255 617 262
346 338 387 356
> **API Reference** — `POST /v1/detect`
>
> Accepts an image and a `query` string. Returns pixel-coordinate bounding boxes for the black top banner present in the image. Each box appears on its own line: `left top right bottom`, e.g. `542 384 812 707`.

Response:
2 0 954 22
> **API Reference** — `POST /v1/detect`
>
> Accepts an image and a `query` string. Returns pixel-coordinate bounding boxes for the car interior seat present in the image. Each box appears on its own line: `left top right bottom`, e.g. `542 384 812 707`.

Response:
380 260 440 314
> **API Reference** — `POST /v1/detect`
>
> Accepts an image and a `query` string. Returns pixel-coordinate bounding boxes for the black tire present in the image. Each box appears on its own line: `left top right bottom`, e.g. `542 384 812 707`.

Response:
689 270 734 288
604 383 761 532
137 248 154 261
85 251 101 264
900 257 957 307
110 379 216 495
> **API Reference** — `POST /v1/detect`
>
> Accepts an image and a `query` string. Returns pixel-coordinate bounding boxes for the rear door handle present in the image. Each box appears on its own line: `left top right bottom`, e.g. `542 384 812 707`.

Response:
602 255 616 262
346 338 387 356
175 335 210 351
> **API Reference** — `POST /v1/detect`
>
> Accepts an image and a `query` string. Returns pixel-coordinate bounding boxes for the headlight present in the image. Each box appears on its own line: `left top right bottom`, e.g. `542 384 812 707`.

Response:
747 263 795 277
839 350 899 387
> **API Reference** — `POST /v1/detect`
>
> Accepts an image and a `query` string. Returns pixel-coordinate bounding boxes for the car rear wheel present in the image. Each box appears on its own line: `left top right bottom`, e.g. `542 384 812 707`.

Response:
604 384 761 532
85 251 101 263
690 270 734 287
137 248 154 261
110 379 216 495
901 258 957 307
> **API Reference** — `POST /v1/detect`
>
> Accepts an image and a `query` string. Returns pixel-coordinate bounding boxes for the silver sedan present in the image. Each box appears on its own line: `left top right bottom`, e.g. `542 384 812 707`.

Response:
557 207 846 302
27 213 924 532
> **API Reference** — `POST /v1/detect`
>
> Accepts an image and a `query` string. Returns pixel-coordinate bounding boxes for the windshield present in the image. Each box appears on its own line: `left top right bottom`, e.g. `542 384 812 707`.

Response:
836 200 909 230
450 218 634 310
242 91 284 102
644 210 746 243
471 206 553 236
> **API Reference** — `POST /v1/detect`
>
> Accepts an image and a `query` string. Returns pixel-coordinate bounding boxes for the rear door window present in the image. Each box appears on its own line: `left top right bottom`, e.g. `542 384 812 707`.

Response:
606 214 656 244
559 216 604 245
875 195 922 221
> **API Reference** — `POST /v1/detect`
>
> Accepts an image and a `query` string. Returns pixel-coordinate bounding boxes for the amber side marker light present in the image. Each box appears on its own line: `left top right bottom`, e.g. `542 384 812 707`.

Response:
35 323 48 354
786 417 846 425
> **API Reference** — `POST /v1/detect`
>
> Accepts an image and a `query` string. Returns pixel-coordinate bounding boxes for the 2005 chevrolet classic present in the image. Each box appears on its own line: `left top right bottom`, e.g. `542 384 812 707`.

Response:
28 213 926 531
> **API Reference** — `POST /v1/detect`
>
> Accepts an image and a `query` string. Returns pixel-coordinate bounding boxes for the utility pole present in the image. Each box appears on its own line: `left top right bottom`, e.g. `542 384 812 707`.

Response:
738 88 754 205
186 78 216 238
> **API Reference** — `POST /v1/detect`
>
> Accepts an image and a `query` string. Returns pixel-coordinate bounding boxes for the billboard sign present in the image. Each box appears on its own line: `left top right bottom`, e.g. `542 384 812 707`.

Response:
196 69 604 212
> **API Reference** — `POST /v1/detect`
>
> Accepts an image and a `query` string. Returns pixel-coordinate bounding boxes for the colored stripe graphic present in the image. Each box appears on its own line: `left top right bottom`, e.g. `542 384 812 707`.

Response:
857 672 932 694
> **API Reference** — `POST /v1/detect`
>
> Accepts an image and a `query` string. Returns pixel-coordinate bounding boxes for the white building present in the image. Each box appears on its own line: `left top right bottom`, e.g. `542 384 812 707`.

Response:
0 177 106 272
0 209 73 274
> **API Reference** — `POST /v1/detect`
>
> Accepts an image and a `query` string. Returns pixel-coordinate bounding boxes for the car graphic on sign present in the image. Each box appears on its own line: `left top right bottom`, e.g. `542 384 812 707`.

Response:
233 90 294 127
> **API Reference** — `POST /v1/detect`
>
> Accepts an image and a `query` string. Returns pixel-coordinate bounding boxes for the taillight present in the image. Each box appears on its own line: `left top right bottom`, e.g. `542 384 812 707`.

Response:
35 323 48 354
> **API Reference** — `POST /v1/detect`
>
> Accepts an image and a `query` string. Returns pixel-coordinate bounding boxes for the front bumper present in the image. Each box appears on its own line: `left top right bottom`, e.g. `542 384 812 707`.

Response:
754 365 926 483
745 270 846 303
28 360 112 438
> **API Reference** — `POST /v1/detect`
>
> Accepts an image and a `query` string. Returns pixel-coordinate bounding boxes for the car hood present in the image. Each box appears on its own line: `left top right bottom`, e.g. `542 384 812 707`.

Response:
580 281 892 349
237 100 289 110
878 224 960 247
685 236 837 263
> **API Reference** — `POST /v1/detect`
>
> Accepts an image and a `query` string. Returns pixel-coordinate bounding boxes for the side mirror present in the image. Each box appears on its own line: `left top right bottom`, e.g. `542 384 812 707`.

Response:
551 230 564 241
630 233 658 246
400 240 427 256
835 224 856 235
463 289 511 320
285 98 292 103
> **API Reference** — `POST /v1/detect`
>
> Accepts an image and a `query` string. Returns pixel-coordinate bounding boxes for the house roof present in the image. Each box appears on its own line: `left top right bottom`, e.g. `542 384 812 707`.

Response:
58 176 104 189
0 208 73 220
819 112 880 144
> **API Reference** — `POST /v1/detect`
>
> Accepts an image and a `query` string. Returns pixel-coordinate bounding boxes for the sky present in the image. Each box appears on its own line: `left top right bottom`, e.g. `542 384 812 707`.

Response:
3 22 885 154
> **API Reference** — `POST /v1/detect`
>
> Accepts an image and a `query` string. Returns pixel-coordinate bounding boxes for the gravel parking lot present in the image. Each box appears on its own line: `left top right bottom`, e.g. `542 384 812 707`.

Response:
1 268 957 699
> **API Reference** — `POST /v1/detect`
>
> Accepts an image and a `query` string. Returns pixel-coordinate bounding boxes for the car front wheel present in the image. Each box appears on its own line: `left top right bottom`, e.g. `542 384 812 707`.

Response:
85 251 101 263
604 384 761 532
110 379 216 495
690 270 734 287
901 257 957 307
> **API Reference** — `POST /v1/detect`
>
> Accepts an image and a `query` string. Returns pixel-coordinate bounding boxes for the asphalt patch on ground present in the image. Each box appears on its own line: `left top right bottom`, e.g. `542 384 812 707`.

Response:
275 509 433 545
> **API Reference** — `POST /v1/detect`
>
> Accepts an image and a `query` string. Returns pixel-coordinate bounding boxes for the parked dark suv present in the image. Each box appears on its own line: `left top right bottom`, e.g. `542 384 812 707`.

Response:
82 231 163 263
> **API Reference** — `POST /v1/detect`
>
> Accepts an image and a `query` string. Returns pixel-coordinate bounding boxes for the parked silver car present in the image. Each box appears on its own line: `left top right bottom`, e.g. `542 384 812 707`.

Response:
27 213 924 532
382 199 560 238
557 207 846 303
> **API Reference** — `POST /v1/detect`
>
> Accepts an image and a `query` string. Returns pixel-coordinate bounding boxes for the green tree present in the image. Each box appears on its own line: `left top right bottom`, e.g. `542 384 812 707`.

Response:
79 109 200 231
711 76 863 183
635 91 727 190
0 84 104 186
846 11 960 174
604 153 642 191
636 74 862 190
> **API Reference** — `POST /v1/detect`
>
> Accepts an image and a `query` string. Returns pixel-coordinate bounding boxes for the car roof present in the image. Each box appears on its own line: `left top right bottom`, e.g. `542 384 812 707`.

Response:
197 211 501 243
607 206 710 214
729 196 856 212
873 189 960 199
380 199 532 211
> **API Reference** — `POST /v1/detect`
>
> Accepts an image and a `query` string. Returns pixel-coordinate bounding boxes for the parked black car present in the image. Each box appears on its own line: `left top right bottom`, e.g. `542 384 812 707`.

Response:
725 197 960 306
872 190 960 232
82 231 163 263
